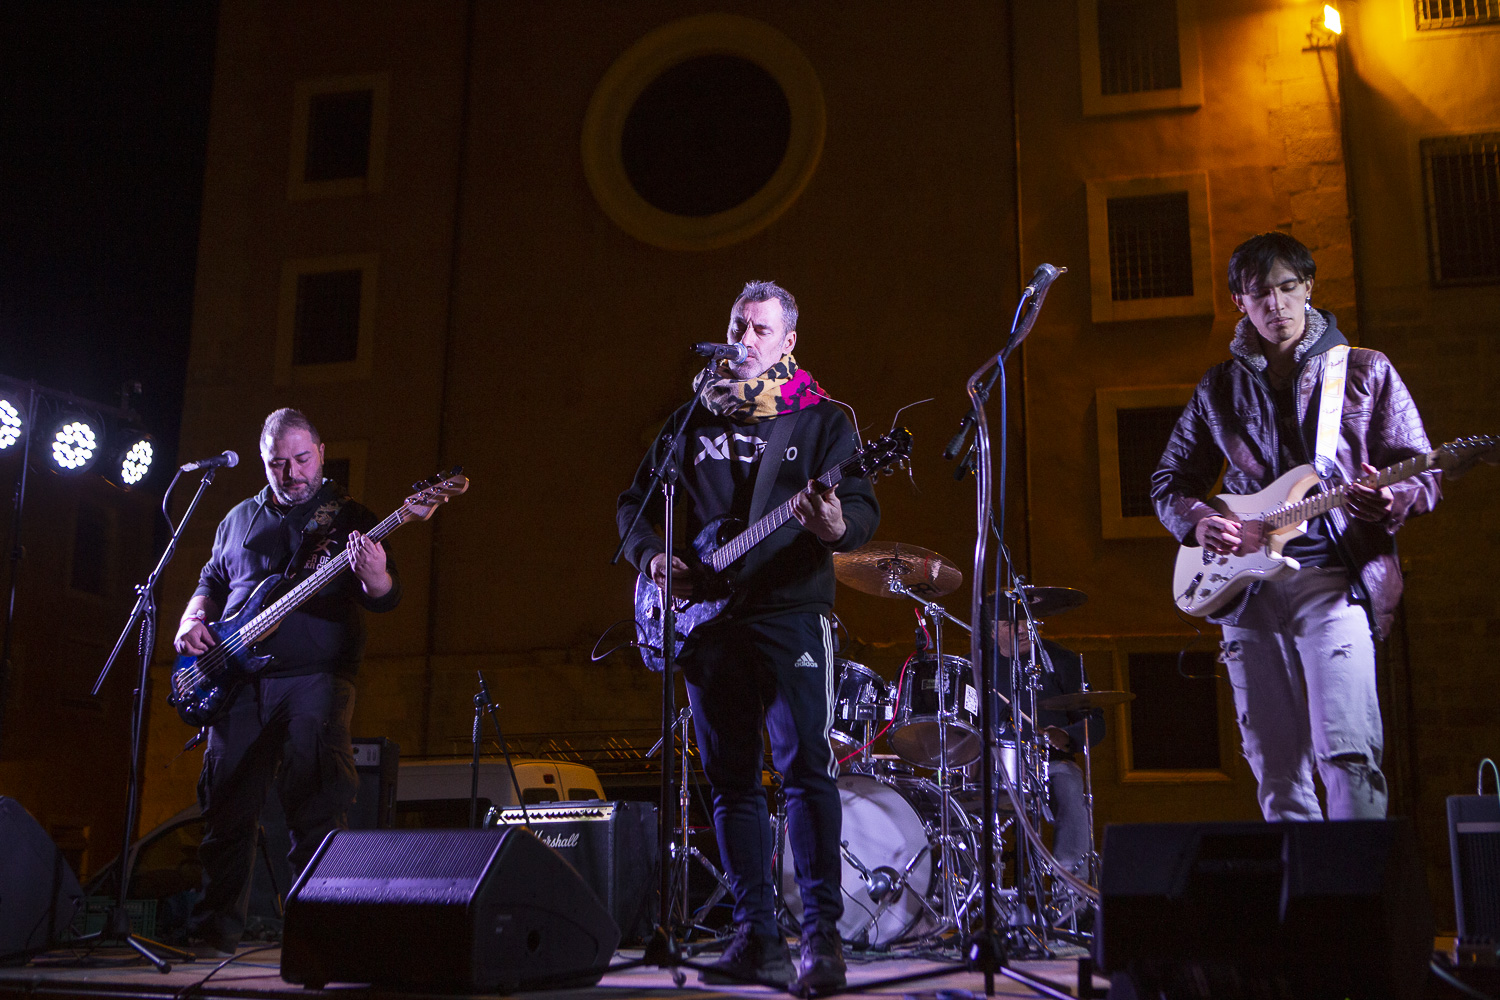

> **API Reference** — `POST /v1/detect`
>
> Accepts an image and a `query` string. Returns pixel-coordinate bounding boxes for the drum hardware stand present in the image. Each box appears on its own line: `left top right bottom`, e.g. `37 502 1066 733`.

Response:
73 464 225 972
647 707 734 937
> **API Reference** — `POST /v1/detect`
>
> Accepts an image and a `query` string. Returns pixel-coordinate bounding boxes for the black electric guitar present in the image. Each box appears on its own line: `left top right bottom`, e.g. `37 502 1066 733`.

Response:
168 470 469 726
634 428 912 670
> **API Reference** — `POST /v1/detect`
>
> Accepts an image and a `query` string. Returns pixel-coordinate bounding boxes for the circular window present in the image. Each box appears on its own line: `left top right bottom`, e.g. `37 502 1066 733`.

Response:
582 15 825 251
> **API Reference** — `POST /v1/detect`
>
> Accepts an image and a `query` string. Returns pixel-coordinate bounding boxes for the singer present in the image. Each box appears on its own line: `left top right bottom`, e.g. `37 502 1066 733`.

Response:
617 281 878 991
171 408 401 955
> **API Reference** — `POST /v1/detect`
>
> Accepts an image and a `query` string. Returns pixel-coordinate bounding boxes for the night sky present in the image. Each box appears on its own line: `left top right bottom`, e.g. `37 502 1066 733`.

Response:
1 2 219 474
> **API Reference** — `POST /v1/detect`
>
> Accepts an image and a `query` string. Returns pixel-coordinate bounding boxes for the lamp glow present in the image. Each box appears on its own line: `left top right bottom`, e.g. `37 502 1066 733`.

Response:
50 418 99 472
119 438 154 486
1324 5 1342 34
0 400 20 450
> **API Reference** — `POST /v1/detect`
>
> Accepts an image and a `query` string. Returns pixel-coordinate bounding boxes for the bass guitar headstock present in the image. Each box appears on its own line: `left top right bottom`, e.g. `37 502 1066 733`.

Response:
848 426 914 480
401 467 470 521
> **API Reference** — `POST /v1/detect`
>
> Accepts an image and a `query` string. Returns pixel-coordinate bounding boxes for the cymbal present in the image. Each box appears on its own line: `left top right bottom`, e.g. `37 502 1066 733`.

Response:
1038 690 1134 712
1004 585 1088 618
833 541 963 599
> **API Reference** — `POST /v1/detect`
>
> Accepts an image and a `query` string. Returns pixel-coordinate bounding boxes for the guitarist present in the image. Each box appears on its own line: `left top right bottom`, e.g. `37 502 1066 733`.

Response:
171 408 400 955
617 282 878 991
1152 233 1440 822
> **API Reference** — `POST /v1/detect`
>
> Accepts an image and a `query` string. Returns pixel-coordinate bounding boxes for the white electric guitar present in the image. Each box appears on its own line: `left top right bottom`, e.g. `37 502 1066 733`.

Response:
1173 436 1497 616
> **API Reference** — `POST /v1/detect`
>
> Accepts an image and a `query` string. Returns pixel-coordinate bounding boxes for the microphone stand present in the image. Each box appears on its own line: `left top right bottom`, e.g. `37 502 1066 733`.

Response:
76 466 222 971
470 670 531 829
608 363 729 986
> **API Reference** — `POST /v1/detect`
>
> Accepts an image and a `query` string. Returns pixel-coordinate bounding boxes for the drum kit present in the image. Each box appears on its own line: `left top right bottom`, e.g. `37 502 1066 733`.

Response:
775 540 1132 955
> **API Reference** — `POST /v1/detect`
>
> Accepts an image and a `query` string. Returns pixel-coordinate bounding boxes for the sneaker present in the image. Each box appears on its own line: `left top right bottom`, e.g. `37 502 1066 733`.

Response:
792 926 846 995
699 923 794 986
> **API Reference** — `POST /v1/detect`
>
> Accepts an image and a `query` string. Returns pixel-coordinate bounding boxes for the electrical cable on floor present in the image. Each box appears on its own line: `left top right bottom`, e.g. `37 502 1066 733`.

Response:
1429 959 1499 1000
172 944 279 1000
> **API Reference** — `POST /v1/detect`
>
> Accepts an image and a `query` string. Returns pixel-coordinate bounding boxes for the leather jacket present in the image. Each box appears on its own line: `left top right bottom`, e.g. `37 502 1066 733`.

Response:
1152 309 1440 639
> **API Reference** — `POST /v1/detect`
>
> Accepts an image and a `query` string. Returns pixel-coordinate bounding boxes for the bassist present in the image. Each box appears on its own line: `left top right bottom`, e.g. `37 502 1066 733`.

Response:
172 408 400 954
617 281 878 991
1151 233 1440 822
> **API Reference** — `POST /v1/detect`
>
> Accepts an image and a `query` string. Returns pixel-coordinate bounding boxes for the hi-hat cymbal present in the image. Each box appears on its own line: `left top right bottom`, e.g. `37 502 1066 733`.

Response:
1038 690 1134 712
833 541 963 599
1004 585 1088 618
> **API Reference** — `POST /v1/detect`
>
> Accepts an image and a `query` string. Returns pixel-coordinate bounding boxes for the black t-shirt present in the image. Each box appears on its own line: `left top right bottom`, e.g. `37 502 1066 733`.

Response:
1269 378 1335 569
193 480 402 678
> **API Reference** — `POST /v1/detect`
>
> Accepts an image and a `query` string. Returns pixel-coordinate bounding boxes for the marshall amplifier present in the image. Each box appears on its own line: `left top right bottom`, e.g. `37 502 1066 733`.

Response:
487 800 657 943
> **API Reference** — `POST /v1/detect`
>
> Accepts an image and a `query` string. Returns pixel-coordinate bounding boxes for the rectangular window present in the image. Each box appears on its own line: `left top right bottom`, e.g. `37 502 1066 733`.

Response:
1422 133 1500 286
293 270 363 366
1107 191 1194 301
1097 0 1182 95
1127 650 1220 771
1116 405 1185 518
275 253 378 385
70 502 112 596
304 89 374 183
1416 0 1500 29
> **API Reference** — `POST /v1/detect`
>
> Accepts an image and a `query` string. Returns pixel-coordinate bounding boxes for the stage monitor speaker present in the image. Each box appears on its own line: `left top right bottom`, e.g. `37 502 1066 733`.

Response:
1448 794 1500 944
280 827 620 992
349 737 398 829
486 799 656 944
0 797 84 964
1098 819 1432 1000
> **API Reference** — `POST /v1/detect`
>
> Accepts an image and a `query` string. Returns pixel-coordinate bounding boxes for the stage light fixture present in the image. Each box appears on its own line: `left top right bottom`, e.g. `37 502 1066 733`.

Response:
112 434 155 488
1323 5 1342 34
48 415 102 474
0 399 21 450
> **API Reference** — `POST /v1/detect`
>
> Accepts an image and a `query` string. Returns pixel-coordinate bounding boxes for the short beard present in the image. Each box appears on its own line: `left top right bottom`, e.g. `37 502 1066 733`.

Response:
271 478 319 506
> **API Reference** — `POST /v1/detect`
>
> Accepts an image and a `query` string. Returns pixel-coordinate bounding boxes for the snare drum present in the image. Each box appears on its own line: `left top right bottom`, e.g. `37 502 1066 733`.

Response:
888 653 981 767
958 741 1050 811
828 659 891 756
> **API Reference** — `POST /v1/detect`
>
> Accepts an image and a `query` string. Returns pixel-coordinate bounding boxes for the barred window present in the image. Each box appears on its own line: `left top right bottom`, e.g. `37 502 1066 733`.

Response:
1422 133 1500 286
1116 406 1184 518
1127 650 1220 771
1416 0 1499 29
1097 0 1182 95
293 270 363 365
1107 191 1194 300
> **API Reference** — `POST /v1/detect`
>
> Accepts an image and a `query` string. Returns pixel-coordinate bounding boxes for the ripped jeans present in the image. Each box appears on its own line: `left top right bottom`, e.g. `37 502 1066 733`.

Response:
1220 567 1387 821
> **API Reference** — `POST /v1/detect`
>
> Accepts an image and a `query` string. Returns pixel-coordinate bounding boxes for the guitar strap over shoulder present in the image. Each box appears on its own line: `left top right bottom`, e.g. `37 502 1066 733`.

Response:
749 411 800 524
1313 344 1350 481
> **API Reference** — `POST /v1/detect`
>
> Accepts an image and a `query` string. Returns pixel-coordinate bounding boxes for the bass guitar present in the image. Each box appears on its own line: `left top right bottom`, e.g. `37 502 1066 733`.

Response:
634 427 912 671
1173 436 1497 616
168 469 470 726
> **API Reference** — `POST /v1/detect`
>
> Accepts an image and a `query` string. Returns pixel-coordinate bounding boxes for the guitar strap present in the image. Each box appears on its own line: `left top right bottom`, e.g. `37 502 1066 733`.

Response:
1312 344 1349 481
748 411 800 524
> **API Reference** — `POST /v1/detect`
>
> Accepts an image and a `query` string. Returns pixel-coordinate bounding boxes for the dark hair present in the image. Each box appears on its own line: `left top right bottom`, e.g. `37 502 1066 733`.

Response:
260 407 321 452
733 280 798 333
1227 232 1317 295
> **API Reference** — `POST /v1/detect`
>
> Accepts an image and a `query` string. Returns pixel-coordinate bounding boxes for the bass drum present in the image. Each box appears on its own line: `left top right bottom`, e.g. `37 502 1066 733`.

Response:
779 773 972 946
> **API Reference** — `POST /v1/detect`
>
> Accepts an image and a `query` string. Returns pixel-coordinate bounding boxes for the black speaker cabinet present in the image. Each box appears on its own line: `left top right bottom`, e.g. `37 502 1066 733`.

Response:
0 797 83 963
486 799 657 944
1449 794 1500 944
280 828 620 991
1099 819 1432 1000
349 737 398 829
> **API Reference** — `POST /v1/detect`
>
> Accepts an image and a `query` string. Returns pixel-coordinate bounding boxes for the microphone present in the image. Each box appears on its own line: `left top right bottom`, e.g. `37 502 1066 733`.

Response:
179 450 238 472
1023 263 1064 298
693 342 748 364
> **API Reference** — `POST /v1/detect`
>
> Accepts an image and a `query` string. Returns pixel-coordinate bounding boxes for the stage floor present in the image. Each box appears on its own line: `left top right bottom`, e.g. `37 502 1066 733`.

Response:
1 945 1105 1000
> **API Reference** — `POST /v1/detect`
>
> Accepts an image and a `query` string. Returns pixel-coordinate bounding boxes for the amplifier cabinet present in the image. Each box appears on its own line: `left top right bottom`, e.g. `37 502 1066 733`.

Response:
487 800 658 944
1449 794 1500 944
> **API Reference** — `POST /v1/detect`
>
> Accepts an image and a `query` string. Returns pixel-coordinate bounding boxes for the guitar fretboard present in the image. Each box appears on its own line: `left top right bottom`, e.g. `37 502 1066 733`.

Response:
1263 452 1434 529
708 466 844 573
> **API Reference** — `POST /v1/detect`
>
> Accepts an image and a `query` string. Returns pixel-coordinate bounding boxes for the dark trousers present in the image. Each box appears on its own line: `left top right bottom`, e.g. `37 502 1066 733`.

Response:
681 612 842 938
190 672 357 947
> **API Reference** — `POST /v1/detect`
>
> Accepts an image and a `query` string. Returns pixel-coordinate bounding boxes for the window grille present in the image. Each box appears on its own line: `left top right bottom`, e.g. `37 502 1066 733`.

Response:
1097 0 1182 94
304 89 373 183
1128 650 1220 771
293 270 363 365
1107 191 1194 300
1422 133 1500 286
1116 406 1184 518
1416 0 1499 29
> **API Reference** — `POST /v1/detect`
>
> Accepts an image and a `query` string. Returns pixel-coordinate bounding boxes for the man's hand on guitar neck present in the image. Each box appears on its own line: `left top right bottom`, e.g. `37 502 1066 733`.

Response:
792 479 846 543
1196 514 1266 557
1347 462 1395 522
649 553 695 599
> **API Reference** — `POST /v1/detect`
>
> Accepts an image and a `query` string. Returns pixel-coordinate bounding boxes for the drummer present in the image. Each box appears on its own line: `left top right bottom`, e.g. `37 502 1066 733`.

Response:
987 612 1104 880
